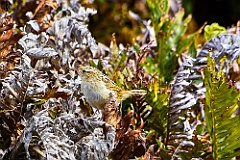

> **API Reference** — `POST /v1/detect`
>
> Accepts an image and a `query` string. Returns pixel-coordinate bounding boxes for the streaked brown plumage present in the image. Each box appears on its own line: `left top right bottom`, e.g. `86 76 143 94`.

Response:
78 66 146 110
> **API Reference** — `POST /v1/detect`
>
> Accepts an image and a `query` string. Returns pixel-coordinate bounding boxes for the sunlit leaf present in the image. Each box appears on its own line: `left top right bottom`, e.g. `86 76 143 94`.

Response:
204 23 226 41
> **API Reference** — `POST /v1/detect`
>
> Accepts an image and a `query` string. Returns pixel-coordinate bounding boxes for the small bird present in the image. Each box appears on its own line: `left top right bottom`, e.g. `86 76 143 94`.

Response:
78 66 146 110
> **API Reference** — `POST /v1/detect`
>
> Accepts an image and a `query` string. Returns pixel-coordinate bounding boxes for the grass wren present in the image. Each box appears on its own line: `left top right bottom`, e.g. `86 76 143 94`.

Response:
78 66 146 110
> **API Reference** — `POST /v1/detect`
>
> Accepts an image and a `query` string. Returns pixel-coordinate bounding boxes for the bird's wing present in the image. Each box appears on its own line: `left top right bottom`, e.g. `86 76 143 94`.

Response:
101 74 121 92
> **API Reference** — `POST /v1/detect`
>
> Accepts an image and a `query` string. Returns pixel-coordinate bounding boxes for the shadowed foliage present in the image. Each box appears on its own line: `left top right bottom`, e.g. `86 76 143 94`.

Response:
0 0 240 159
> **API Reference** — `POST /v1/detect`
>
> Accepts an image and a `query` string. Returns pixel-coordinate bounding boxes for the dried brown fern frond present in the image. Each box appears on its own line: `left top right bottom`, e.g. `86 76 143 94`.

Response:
0 14 24 59
112 111 146 159
102 92 121 127
0 51 21 78
0 12 26 157
33 0 58 31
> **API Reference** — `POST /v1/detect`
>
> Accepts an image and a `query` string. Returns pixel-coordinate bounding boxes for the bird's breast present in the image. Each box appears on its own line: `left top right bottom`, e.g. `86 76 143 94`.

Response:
81 81 112 108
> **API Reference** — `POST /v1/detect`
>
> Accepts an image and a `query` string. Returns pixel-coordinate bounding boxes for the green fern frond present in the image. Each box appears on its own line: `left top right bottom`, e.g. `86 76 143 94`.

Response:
204 56 240 160
146 0 202 84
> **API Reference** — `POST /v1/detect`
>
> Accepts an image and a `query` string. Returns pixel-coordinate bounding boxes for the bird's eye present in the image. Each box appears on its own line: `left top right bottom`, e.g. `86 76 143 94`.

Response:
82 69 86 73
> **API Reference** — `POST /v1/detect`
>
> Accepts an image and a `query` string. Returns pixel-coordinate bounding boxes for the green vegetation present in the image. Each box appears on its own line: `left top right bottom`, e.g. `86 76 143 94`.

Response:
0 0 240 159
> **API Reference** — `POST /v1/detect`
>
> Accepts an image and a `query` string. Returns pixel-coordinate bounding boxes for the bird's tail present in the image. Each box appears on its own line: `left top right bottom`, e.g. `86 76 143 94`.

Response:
121 90 147 101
